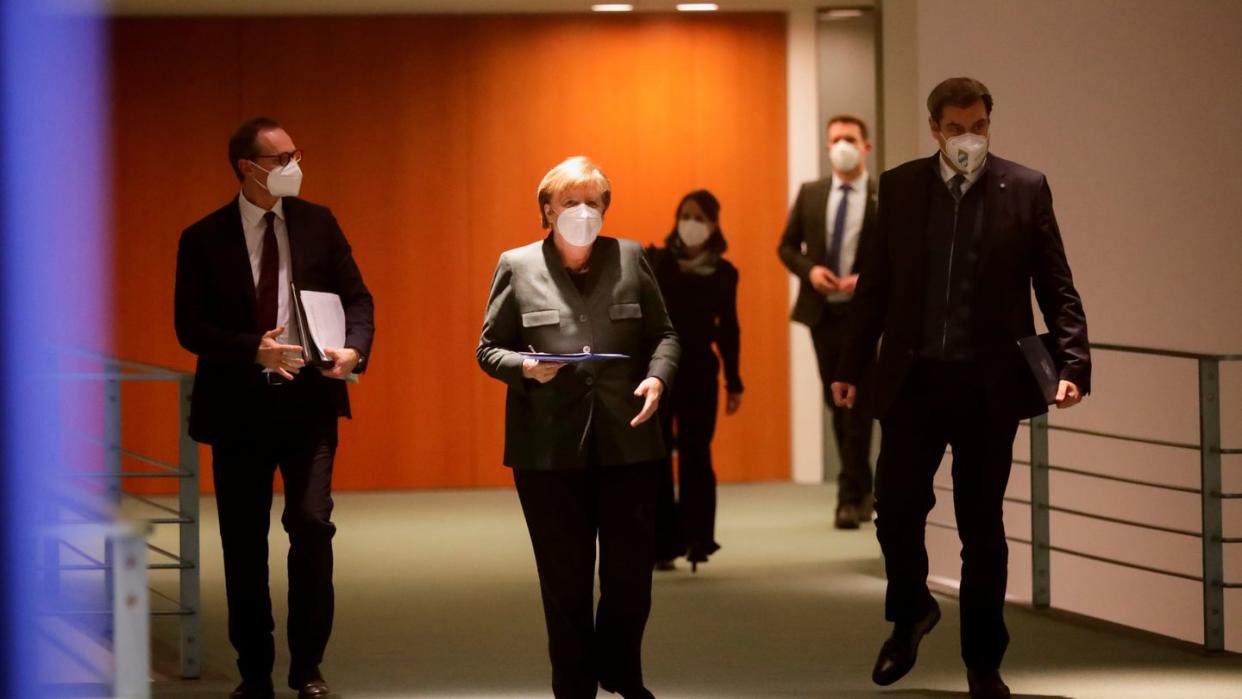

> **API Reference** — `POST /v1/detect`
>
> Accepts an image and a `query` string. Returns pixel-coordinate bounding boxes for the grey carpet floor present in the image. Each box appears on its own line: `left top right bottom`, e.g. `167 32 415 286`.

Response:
145 483 1241 698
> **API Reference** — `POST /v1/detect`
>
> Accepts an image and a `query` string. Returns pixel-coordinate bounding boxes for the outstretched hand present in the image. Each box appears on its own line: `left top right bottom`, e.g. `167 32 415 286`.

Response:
631 377 665 427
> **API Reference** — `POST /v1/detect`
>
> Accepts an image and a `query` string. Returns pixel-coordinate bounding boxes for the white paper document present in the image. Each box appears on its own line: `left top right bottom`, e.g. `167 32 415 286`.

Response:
299 289 346 363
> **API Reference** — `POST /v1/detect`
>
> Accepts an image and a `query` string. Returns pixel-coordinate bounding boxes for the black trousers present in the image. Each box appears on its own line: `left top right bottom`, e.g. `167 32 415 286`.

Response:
210 397 338 686
514 460 659 699
875 360 1019 671
654 366 720 561
810 307 875 506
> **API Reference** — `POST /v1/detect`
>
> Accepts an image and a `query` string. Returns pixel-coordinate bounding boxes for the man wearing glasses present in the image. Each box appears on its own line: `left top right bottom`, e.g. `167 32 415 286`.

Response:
175 117 375 699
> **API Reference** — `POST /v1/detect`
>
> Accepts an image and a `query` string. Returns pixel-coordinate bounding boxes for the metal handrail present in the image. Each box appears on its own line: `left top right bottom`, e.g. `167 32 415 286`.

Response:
1088 342 1242 361
1022 343 1240 651
45 354 201 679
37 522 150 699
1041 503 1203 538
1016 459 1205 495
1043 425 1202 452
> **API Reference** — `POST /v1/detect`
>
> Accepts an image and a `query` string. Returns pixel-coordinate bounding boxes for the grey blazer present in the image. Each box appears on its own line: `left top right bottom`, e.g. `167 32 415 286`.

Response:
477 235 681 470
777 176 879 327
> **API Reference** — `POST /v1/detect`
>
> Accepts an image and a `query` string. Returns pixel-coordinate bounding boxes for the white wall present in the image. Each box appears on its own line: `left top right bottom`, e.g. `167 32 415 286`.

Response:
787 1 885 485
786 6 826 484
884 0 1242 650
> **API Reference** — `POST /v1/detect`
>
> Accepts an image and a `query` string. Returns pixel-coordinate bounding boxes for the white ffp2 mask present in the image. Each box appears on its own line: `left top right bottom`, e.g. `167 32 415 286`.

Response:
677 219 712 248
555 204 603 247
829 140 862 173
942 133 988 174
251 158 303 198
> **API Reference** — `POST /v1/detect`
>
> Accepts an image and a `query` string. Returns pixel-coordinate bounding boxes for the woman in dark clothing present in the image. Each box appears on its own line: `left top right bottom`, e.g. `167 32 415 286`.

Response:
477 156 680 699
646 190 743 572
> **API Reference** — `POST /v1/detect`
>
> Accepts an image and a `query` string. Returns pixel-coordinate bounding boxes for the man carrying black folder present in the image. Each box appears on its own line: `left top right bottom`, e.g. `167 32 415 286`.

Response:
830 79 1090 699
175 117 374 699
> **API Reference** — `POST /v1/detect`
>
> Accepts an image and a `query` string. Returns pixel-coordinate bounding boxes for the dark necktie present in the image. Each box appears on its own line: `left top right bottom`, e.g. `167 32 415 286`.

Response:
949 173 966 202
827 183 852 275
256 211 279 331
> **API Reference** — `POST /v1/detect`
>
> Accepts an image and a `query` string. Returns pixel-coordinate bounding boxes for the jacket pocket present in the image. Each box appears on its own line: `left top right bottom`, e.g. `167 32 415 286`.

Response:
522 310 560 328
609 303 642 320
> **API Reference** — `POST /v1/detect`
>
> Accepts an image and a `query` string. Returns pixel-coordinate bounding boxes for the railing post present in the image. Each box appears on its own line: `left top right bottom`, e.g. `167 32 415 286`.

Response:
104 360 123 504
177 375 201 678
1029 414 1051 609
112 525 150 699
104 361 122 638
1198 358 1224 651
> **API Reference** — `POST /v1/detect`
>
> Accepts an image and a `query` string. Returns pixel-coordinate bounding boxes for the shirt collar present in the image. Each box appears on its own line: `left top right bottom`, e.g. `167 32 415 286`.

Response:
938 151 986 186
237 192 285 229
830 169 868 193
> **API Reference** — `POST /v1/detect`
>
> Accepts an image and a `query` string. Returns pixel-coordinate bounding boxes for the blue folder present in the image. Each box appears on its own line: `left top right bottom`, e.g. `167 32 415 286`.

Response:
519 352 630 364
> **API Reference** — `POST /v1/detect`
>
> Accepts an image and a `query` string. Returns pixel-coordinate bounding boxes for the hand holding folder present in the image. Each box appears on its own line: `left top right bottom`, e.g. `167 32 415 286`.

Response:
518 348 629 384
1018 334 1060 405
518 351 630 364
1018 334 1082 408
291 284 358 382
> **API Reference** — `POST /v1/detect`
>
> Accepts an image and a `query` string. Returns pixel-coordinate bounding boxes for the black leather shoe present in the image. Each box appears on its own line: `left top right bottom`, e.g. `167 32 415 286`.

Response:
871 598 941 686
686 543 718 573
858 495 875 524
290 667 333 698
835 504 861 530
228 680 274 699
967 668 1011 699
600 683 655 699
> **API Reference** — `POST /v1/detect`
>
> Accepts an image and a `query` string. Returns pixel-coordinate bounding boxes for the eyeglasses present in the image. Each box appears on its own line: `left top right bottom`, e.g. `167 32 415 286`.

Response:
252 149 303 167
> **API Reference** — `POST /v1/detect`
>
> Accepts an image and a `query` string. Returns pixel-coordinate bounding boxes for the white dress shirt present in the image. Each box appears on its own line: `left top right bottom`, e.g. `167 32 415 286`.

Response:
938 151 986 195
826 170 869 304
238 193 298 345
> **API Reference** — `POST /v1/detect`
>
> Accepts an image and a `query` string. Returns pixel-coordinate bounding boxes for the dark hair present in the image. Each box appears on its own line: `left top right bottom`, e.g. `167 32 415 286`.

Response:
926 77 993 123
228 116 281 182
666 189 727 254
827 113 869 141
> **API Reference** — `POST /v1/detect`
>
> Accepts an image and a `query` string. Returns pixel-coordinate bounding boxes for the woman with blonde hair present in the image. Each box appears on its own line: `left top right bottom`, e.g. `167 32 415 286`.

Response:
476 156 680 699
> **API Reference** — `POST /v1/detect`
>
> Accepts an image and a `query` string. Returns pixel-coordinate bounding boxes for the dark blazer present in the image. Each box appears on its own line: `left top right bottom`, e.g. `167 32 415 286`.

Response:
837 153 1090 421
477 235 680 470
646 245 742 393
778 175 879 327
175 196 375 444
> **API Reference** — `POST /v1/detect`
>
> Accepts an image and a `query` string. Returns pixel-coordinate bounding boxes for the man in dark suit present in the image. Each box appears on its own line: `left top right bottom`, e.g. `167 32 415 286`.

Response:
779 114 880 529
831 79 1090 699
175 117 374 699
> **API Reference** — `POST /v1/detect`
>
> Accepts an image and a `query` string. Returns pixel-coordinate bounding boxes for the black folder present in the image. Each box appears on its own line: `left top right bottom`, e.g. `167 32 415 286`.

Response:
1018 333 1060 405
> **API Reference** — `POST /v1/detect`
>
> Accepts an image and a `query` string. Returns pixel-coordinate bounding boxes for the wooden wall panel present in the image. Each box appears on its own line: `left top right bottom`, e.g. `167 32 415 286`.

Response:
110 14 789 493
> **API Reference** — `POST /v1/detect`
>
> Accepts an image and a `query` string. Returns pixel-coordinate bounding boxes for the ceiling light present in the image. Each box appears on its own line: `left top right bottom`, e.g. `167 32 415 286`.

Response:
592 3 634 10
677 3 719 11
821 9 866 21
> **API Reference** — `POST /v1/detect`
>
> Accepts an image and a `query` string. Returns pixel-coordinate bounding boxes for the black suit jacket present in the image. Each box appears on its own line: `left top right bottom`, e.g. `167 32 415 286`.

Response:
175 196 375 444
477 235 680 470
838 153 1090 421
778 175 879 327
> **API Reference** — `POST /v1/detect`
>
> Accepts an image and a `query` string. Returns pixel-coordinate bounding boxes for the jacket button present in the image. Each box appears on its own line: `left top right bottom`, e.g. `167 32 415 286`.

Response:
585 376 594 386
583 345 591 353
578 314 588 322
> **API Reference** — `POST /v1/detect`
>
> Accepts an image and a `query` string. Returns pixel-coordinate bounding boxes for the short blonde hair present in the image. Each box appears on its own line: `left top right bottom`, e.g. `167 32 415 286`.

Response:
537 156 612 229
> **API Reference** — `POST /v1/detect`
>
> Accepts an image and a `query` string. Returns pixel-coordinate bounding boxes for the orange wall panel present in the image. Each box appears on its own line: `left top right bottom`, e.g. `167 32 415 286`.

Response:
110 14 789 493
